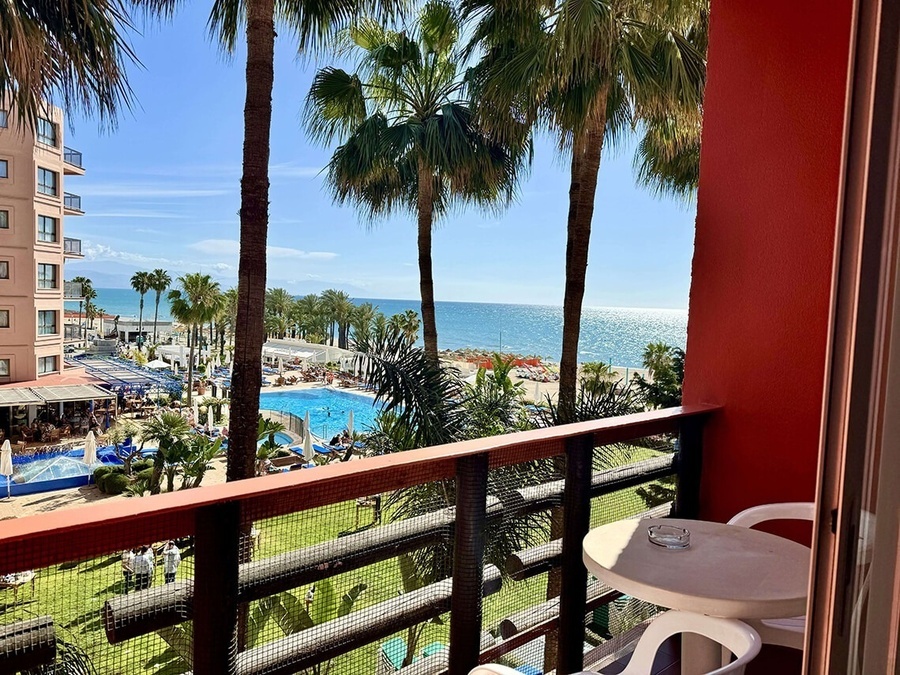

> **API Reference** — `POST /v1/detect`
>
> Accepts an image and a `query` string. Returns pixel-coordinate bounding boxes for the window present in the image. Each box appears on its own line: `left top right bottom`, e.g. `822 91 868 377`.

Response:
38 355 58 374
37 263 57 289
0 359 8 377
37 215 57 242
38 310 57 335
37 168 57 196
0 110 7 128
0 160 7 179
0 261 7 279
0 310 8 328
36 118 57 146
0 210 7 228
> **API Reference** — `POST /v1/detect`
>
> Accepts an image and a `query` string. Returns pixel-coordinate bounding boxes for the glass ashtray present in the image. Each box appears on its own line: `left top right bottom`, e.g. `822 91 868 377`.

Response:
648 524 691 549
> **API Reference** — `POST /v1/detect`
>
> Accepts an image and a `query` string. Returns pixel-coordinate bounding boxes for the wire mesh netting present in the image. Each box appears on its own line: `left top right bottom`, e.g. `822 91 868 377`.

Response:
0 431 680 675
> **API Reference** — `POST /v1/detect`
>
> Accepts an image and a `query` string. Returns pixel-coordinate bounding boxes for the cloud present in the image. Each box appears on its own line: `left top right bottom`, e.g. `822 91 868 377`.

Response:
78 184 229 198
269 162 322 179
81 241 235 274
89 210 189 219
190 239 338 260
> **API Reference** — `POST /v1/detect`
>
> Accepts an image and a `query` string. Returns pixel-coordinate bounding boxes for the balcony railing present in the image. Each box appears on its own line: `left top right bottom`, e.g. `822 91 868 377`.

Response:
63 237 82 256
63 281 83 298
64 325 81 341
63 147 83 169
63 192 82 212
0 406 716 675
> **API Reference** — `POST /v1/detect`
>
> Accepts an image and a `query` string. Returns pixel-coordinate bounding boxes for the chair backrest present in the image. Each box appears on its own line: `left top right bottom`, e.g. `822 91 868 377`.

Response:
621 611 761 675
727 502 815 529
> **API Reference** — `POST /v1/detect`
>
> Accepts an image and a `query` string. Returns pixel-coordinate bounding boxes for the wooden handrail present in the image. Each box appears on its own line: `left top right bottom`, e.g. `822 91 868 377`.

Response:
0 405 718 576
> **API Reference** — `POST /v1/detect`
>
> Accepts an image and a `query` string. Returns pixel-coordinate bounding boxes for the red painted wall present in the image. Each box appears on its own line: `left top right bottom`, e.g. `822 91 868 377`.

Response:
683 0 854 524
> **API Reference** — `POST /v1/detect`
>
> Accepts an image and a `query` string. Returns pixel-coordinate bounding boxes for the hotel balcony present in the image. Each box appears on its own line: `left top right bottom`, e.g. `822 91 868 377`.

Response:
0 408 714 675
63 237 83 258
63 281 83 299
63 147 85 175
63 192 83 215
63 324 82 343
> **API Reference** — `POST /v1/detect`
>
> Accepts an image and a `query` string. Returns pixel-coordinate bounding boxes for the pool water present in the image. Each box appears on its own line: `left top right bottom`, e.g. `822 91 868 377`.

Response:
14 454 98 482
260 388 379 440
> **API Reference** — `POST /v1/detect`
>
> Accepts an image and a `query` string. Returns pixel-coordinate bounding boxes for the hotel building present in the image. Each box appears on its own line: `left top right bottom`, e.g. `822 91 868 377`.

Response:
0 103 85 385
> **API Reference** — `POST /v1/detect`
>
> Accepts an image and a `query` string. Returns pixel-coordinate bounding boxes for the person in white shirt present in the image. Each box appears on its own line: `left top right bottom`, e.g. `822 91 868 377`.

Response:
133 545 154 590
162 541 181 583
121 549 135 594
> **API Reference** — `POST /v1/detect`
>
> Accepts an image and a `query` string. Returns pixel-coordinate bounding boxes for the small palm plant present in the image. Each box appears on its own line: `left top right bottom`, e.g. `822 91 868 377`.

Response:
141 413 192 494
304 0 531 362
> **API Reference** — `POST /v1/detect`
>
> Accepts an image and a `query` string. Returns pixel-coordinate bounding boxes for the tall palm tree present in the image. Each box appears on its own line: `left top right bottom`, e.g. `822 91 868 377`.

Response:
138 0 402 485
130 271 152 347
168 273 222 405
148 268 172 344
465 0 706 423
319 289 344 346
351 302 378 346
83 287 98 336
1 0 135 131
265 287 294 321
304 0 531 362
70 276 93 341
293 294 324 342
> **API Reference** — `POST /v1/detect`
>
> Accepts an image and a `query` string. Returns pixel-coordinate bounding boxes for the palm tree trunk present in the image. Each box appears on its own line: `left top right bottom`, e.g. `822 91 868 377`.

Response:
417 160 438 361
557 108 607 425
78 301 83 341
138 296 144 345
227 0 274 486
187 332 195 406
153 293 161 344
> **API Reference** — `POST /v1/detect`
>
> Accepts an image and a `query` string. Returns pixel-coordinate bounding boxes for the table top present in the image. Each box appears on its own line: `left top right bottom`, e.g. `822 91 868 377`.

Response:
583 518 810 619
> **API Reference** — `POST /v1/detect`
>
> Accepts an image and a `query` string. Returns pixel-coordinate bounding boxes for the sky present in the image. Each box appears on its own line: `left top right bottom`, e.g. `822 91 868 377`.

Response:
62 4 698 309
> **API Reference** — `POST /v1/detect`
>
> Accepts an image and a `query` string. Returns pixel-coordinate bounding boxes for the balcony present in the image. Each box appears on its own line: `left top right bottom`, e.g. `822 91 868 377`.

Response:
63 192 83 214
0 407 714 675
63 281 83 299
63 237 83 258
63 147 84 175
64 324 81 342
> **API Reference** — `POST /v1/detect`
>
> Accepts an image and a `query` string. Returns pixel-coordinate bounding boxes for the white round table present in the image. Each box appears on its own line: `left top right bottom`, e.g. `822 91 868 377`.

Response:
583 518 810 673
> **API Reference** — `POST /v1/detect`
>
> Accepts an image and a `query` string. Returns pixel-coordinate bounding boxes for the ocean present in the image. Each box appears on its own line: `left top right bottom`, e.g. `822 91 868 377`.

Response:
68 289 687 368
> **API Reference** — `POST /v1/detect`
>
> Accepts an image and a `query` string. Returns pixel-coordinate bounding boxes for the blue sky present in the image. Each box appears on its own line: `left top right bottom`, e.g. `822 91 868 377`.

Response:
62 4 697 309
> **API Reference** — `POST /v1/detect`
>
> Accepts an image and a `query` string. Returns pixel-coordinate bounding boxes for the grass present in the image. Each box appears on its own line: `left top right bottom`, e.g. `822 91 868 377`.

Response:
0 444 673 674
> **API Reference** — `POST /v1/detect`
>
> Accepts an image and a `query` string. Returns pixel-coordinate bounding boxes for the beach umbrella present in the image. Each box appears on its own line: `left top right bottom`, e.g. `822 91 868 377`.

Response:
304 411 310 439
278 357 284 374
303 428 315 464
173 361 179 376
347 410 354 437
1 440 12 500
193 400 200 425
83 431 98 467
534 381 541 402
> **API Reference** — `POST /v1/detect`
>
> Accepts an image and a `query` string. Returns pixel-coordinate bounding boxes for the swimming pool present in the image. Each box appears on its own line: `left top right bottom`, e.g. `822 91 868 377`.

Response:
7 446 152 497
260 388 380 440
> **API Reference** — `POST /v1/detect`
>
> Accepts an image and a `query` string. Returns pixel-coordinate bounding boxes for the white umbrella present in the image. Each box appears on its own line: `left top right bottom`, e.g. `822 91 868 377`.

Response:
173 361 179 376
534 381 541 401
303 428 315 464
304 411 311 439
347 410 354 437
1 440 13 499
278 357 284 374
83 431 98 467
192 400 200 424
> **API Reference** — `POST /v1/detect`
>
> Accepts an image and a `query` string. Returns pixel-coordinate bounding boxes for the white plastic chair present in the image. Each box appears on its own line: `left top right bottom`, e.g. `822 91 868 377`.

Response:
727 501 815 650
469 610 761 675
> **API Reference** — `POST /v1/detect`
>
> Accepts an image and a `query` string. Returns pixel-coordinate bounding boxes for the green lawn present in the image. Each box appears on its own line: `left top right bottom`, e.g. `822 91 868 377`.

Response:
0 445 672 674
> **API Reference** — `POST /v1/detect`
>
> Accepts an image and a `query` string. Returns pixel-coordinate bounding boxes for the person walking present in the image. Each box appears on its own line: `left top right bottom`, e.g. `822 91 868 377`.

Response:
133 545 154 591
162 541 181 583
121 549 135 594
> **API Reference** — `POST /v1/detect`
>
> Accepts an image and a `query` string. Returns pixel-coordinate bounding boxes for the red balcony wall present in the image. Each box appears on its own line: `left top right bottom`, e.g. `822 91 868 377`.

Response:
683 0 854 523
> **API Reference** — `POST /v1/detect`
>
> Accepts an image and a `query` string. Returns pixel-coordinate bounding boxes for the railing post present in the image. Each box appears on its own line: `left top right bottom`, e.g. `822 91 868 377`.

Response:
448 453 489 675
674 415 705 518
557 433 594 675
193 501 240 675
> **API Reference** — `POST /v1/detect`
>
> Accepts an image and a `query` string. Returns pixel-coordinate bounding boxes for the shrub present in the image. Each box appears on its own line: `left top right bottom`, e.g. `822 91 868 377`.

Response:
136 468 154 482
92 466 113 483
132 459 153 473
103 473 129 495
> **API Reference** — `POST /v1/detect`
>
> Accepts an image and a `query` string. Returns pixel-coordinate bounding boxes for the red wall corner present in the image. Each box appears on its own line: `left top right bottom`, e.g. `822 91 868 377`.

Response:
683 0 854 523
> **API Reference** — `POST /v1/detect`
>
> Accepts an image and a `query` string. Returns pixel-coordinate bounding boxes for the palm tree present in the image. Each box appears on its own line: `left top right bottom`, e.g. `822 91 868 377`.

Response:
83 288 98 334
1 0 134 131
465 0 706 423
351 302 378 346
168 273 222 405
642 341 675 379
138 0 402 486
293 294 323 342
130 271 152 347
70 276 93 341
148 268 172 344
304 0 531 362
141 412 192 494
319 289 346 346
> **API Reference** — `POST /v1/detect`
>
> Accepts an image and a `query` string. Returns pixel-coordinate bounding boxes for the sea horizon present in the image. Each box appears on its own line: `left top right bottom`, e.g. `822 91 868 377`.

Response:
68 288 687 368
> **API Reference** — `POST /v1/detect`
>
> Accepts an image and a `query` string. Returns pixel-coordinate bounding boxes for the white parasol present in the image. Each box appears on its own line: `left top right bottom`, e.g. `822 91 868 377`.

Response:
1 440 13 499
303 428 315 464
347 410 354 437
534 381 541 402
83 431 98 466
304 411 311 439
193 400 200 425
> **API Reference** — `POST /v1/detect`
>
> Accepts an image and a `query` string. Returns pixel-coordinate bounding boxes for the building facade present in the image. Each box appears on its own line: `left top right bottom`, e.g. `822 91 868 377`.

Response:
0 104 84 384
